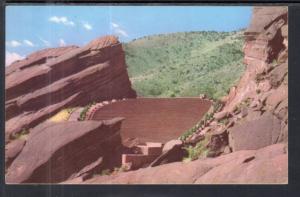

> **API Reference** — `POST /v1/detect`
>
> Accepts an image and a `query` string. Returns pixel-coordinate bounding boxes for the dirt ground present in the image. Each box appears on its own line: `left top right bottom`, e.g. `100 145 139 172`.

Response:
91 98 211 145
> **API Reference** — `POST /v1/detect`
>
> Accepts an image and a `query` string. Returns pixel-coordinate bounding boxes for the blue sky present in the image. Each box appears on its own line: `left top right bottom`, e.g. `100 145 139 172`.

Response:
5 6 252 65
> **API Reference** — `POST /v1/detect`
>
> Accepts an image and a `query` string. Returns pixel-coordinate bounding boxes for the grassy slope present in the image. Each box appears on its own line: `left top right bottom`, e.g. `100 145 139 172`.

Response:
124 31 245 99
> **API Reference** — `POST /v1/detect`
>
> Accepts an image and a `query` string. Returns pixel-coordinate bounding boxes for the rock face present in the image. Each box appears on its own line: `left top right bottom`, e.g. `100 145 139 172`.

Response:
5 139 26 167
6 118 124 183
81 143 287 184
186 6 288 156
224 6 288 113
225 7 288 150
5 35 136 140
149 140 185 167
229 112 281 151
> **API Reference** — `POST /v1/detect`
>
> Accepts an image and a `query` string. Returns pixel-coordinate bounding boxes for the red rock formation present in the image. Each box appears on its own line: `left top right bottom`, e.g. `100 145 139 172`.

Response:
229 112 281 151
5 46 78 76
149 139 185 167
5 139 26 167
225 7 288 150
224 6 288 113
5 35 136 140
186 6 288 154
5 118 124 183
78 143 287 184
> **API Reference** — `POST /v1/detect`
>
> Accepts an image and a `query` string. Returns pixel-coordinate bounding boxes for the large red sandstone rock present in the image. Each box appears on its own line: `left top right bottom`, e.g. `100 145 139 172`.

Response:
196 144 288 184
211 7 288 160
223 7 288 113
266 83 288 109
245 7 287 38
6 118 124 183
5 46 78 76
269 63 288 88
79 144 287 184
196 154 287 184
228 112 281 151
5 139 26 167
5 35 136 139
149 140 185 167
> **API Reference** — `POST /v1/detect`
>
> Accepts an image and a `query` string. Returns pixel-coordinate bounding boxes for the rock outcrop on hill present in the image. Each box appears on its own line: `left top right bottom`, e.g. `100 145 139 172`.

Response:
5 35 136 140
225 6 288 150
224 6 288 114
6 118 124 183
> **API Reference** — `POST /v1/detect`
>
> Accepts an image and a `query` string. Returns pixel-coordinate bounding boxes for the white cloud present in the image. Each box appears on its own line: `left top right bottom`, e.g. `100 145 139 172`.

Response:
111 22 119 28
23 39 35 47
115 29 128 37
110 22 129 38
6 51 25 66
6 40 22 47
82 22 92 31
49 16 75 26
59 39 66 47
39 37 51 47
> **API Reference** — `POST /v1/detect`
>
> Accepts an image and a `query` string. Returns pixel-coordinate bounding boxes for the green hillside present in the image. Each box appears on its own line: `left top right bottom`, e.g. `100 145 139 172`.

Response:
124 31 245 99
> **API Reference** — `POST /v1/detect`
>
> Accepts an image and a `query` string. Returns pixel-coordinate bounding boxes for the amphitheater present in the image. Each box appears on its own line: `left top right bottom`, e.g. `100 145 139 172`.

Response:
88 98 211 145
86 97 212 169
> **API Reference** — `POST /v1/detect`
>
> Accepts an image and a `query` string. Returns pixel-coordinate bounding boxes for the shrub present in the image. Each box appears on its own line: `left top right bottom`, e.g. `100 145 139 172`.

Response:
11 128 29 140
100 169 111 176
233 97 251 113
179 100 222 141
182 136 210 162
79 102 95 121
219 118 229 125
